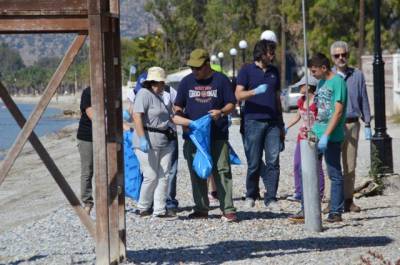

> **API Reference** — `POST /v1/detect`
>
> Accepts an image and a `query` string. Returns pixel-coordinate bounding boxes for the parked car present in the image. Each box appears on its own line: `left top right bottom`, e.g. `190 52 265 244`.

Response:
281 85 302 112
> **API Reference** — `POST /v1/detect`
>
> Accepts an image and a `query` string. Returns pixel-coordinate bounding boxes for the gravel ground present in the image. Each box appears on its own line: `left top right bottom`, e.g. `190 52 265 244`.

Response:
0 113 399 265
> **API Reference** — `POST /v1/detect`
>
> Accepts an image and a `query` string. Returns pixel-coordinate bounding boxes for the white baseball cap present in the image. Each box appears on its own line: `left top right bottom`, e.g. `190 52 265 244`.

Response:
260 30 278 44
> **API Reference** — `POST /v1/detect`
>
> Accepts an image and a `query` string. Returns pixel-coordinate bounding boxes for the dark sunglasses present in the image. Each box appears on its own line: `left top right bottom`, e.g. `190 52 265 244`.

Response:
190 64 204 71
333 53 347 59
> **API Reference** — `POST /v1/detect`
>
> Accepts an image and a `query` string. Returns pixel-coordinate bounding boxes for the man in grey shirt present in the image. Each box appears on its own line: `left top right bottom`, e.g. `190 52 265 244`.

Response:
330 41 371 212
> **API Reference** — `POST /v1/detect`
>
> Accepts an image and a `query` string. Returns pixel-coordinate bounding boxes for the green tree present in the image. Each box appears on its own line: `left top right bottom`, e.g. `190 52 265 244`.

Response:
0 43 25 88
145 0 201 67
121 33 163 84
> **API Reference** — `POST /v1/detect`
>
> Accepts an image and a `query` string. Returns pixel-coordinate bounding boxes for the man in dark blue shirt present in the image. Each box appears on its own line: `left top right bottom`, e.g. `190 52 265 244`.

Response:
236 40 285 210
174 48 238 222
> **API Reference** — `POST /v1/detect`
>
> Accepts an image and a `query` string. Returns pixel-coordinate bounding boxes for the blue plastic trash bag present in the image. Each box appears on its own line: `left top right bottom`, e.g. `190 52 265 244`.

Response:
122 110 132 122
123 129 143 201
229 144 241 165
188 114 213 179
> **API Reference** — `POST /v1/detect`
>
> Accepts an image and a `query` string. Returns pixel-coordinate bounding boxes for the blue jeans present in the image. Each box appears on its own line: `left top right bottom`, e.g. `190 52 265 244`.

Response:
166 139 179 209
324 141 344 214
244 119 281 203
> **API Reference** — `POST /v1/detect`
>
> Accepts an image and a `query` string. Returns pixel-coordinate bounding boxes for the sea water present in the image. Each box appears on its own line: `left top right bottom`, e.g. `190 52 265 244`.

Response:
0 102 77 159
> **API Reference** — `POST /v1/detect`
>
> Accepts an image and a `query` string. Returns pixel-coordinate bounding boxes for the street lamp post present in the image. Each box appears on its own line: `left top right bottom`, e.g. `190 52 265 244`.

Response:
238 40 248 64
229 48 238 79
218 52 224 72
371 0 393 173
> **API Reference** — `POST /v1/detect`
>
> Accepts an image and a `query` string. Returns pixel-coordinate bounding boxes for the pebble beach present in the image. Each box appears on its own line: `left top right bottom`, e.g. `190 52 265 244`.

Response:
0 109 399 265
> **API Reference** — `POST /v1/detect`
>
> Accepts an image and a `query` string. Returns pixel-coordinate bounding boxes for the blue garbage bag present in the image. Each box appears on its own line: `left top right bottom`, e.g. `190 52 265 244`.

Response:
123 129 143 201
229 144 241 165
188 114 242 178
188 114 213 179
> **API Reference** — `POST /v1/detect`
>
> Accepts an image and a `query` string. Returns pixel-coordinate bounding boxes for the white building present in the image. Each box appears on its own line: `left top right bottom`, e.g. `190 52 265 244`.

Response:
362 52 400 116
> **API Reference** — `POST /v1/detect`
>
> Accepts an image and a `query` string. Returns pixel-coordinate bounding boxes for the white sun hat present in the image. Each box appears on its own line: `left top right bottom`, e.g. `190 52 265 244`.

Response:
144 66 166 83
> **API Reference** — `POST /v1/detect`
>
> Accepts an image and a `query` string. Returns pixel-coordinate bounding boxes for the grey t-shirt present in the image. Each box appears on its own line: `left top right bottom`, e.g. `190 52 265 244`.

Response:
133 88 173 149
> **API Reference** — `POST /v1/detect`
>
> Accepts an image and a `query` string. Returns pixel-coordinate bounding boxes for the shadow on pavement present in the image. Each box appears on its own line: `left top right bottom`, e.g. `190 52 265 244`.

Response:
127 236 393 264
8 254 48 265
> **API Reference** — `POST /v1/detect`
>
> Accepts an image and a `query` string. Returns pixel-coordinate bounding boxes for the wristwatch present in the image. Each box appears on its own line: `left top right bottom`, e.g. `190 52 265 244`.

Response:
220 109 225 117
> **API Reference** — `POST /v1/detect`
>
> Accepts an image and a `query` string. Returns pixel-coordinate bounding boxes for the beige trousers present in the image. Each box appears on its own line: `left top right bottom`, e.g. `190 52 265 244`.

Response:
136 142 174 215
342 121 360 200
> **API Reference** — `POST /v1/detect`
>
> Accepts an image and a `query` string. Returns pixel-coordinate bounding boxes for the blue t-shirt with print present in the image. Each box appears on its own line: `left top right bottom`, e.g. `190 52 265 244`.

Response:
237 63 281 121
175 71 236 140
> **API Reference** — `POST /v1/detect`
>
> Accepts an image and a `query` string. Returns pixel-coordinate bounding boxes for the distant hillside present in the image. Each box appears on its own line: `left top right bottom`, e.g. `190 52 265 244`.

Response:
0 0 159 65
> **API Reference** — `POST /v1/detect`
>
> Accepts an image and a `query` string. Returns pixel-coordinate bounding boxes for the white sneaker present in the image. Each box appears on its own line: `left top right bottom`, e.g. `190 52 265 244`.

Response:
244 198 255 208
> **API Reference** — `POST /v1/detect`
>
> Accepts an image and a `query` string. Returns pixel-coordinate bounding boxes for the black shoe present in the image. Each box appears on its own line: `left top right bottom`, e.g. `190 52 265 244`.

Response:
326 213 342 223
135 209 152 217
154 211 177 218
188 211 208 219
166 209 177 217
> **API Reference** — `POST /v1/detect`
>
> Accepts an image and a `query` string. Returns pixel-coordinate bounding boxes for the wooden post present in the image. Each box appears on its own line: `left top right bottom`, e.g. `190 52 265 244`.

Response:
88 0 115 264
104 18 119 262
109 10 126 261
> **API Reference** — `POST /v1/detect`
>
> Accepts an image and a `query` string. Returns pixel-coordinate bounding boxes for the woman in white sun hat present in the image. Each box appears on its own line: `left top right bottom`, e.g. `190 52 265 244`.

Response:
133 66 177 218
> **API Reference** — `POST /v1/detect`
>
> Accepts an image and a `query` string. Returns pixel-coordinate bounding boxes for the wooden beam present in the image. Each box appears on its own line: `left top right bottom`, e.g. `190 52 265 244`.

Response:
110 16 127 262
88 0 111 262
0 17 88 33
0 0 88 16
0 34 86 185
0 82 96 238
103 25 119 263
104 15 125 262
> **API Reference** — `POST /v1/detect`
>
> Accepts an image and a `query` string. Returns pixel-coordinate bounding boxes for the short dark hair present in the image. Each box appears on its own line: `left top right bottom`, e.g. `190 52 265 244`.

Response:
309 85 317 93
308 52 331 69
253 40 277 61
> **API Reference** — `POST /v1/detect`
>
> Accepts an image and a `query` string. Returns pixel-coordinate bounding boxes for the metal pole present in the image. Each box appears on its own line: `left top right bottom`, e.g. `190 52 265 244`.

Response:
241 49 246 64
301 0 322 232
280 8 286 89
302 0 310 129
371 0 393 173
300 140 322 232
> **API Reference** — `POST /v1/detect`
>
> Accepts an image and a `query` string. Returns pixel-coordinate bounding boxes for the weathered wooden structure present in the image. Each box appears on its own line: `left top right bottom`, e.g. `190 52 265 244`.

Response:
0 1 126 264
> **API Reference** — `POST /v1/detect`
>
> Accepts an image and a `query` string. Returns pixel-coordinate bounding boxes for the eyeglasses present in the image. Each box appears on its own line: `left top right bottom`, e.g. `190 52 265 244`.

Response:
333 53 347 59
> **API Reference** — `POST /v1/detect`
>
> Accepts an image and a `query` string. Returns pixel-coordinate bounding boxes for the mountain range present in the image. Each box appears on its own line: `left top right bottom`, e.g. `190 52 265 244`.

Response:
0 0 159 65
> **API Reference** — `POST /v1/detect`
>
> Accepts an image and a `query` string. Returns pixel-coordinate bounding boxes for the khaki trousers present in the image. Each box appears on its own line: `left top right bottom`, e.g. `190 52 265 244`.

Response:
342 121 360 200
183 139 236 214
